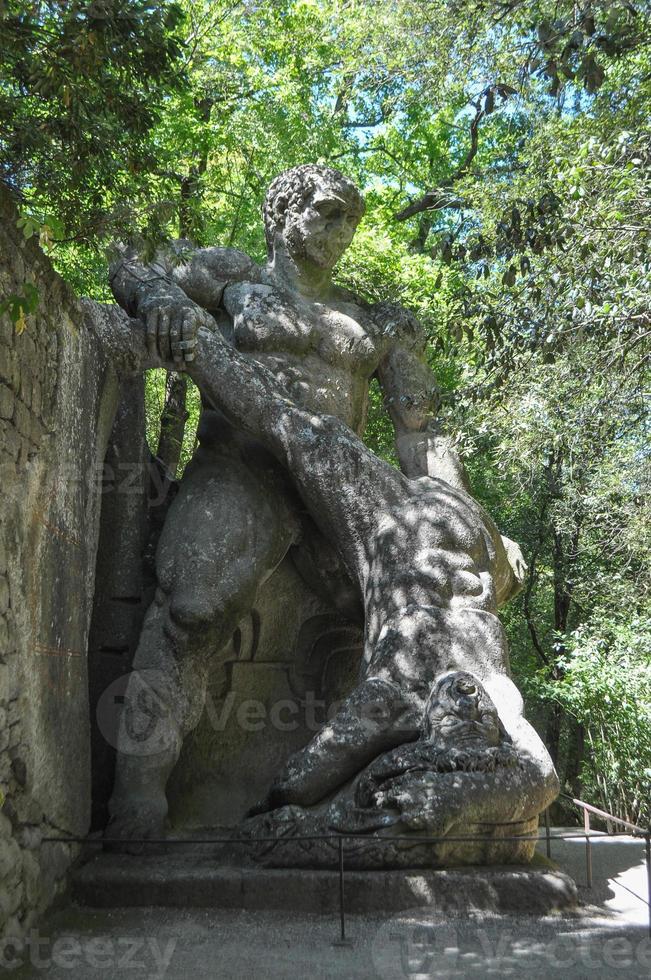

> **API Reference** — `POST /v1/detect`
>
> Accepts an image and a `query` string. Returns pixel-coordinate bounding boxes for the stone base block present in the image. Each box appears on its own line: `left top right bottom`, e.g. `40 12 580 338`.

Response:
72 850 577 916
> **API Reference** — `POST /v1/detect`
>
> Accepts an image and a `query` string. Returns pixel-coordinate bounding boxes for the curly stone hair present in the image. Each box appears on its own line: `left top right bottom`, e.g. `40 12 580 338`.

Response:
262 164 365 257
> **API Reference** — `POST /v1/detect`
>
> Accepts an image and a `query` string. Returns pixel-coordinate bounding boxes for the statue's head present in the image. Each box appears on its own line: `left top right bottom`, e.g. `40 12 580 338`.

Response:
263 164 365 269
422 671 501 748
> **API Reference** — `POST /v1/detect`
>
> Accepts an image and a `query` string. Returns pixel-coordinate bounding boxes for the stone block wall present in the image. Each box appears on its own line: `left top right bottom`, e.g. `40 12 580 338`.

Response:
0 186 124 940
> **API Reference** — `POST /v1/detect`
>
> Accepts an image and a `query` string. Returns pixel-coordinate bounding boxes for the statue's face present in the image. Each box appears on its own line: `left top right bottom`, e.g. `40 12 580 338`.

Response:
425 672 501 748
282 186 363 269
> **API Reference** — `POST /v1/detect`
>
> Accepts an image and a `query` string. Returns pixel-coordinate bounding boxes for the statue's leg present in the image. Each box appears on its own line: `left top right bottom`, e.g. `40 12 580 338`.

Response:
260 606 437 810
106 448 299 841
105 599 190 842
262 605 557 812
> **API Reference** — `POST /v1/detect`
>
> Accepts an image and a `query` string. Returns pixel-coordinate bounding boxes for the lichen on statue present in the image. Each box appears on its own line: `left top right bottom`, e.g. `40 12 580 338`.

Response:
330 671 523 834
185 292 559 867
104 163 557 865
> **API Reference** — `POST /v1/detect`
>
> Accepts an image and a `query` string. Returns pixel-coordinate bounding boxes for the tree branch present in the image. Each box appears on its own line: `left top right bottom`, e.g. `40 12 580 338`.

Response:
392 83 513 222
523 498 550 667
156 372 189 480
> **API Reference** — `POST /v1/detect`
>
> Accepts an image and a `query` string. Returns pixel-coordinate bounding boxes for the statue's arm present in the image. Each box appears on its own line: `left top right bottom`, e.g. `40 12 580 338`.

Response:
373 302 470 491
373 303 527 601
109 241 259 366
371 301 526 603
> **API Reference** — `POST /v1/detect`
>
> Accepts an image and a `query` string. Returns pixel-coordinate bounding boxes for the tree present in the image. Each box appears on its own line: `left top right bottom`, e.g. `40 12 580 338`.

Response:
0 1 187 241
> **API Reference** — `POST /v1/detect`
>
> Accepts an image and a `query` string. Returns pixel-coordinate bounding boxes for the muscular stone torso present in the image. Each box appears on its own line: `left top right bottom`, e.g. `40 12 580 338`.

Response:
219 278 384 435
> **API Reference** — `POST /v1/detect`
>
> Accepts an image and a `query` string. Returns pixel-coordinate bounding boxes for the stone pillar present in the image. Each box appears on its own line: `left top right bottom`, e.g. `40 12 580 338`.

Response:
87 378 150 831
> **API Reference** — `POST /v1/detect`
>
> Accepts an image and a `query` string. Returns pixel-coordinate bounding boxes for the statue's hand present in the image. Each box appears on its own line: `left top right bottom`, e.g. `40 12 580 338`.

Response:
501 536 527 591
142 302 212 368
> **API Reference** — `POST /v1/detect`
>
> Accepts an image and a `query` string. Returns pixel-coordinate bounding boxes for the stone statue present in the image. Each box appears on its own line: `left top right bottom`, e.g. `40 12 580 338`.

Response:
175 319 559 865
106 164 557 862
332 670 522 834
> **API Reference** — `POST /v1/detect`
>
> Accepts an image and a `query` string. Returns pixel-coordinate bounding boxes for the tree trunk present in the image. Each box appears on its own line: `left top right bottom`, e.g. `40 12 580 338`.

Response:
156 371 188 480
564 721 585 797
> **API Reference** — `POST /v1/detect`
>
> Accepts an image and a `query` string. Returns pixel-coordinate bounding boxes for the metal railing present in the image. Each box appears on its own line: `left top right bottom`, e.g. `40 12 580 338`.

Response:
556 793 651 938
43 806 651 943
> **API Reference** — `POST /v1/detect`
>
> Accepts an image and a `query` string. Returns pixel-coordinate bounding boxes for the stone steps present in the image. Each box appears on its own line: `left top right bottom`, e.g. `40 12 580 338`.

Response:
72 850 577 916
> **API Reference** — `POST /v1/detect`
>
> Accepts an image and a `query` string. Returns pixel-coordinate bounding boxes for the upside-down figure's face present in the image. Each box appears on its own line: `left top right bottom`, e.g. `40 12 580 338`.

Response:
425 671 501 748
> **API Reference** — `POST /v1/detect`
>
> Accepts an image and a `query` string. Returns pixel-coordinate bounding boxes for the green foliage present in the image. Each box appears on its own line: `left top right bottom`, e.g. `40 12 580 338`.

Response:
363 377 398 467
458 333 650 822
0 280 38 331
1 0 186 241
534 614 651 825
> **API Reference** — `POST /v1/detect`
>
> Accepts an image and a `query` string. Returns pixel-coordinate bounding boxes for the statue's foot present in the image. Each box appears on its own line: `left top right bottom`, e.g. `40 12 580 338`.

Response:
104 795 168 855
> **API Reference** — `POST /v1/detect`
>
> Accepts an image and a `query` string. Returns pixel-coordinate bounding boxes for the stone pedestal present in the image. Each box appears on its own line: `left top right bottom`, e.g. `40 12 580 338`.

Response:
73 849 578 916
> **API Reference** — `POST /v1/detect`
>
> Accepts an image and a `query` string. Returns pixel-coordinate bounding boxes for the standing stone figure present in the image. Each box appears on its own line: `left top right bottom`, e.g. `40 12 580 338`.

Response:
107 164 511 843
108 165 556 863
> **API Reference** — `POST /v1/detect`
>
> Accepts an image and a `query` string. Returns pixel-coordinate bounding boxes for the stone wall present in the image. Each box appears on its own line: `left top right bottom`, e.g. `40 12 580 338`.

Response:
0 186 125 940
